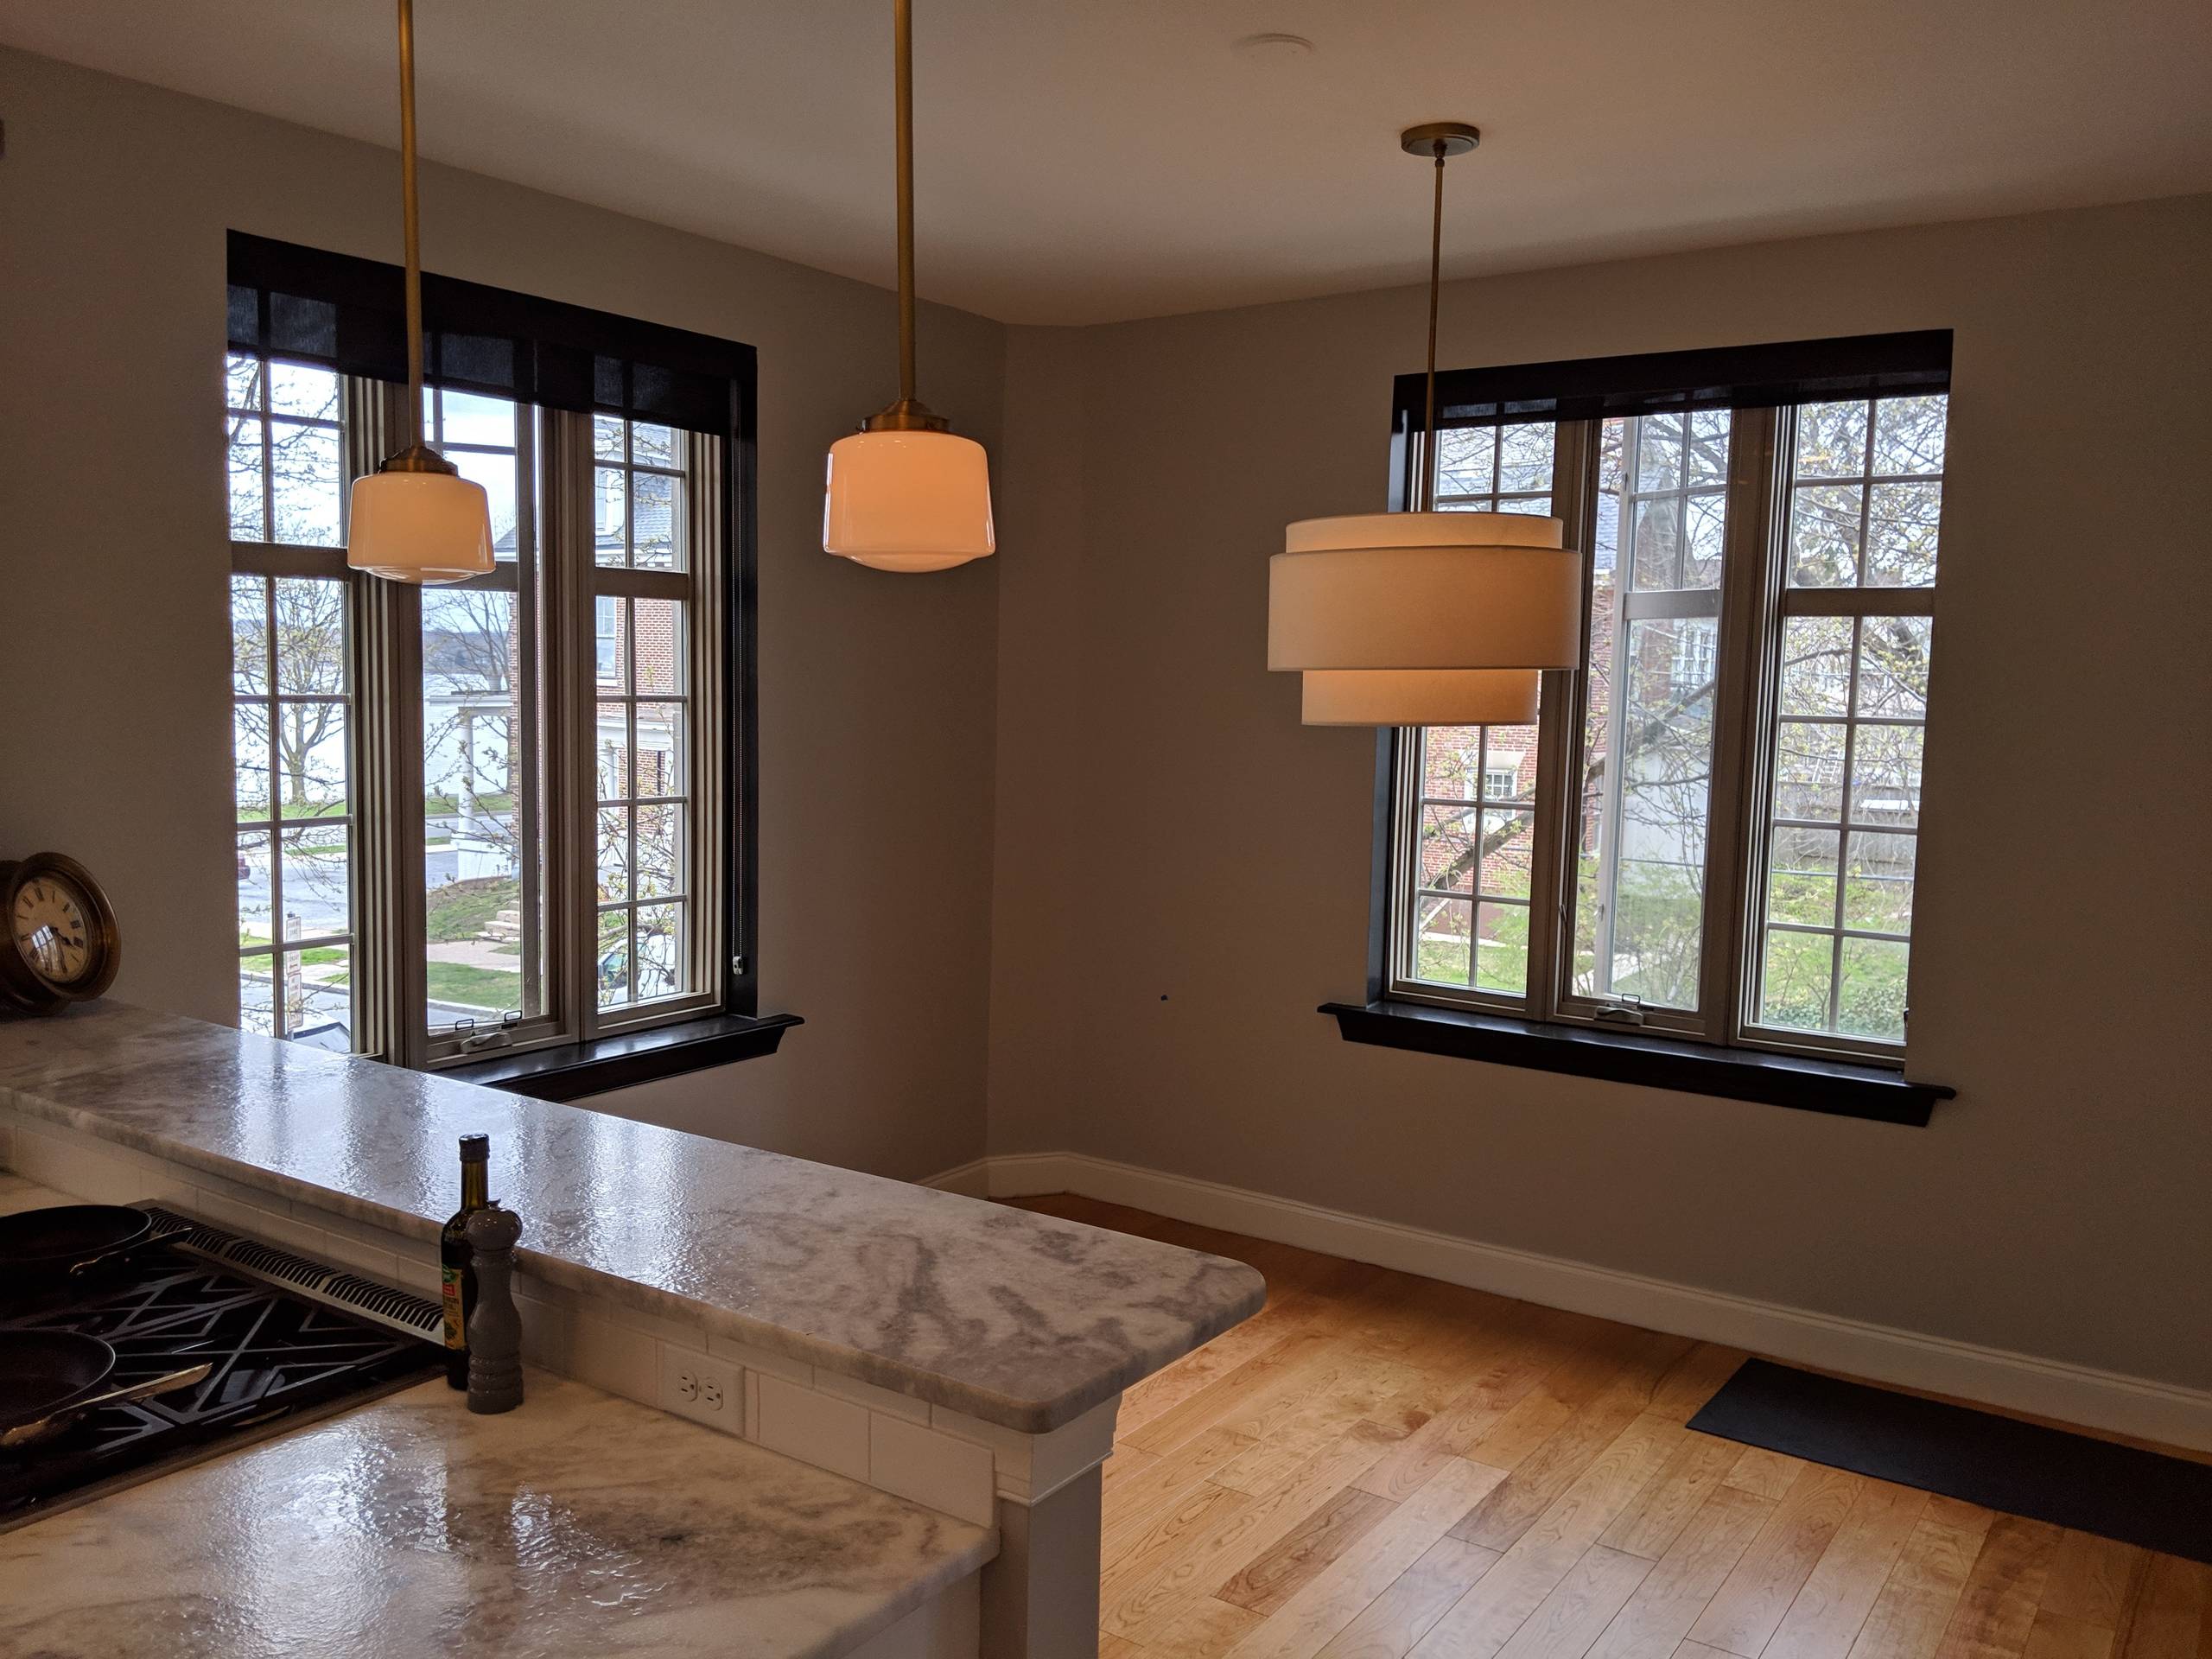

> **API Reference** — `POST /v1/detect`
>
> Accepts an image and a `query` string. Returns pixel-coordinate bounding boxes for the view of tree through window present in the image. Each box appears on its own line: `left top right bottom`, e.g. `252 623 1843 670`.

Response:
1402 423 1554 998
1390 389 1948 1058
1758 396 1944 1041
226 353 355 1050
1572 411 1732 1012
418 387 543 1038
593 416 695 1010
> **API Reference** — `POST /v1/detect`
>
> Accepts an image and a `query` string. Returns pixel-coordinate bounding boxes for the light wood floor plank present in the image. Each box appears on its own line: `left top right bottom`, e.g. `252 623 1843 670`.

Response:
1586 1487 1777 1659
1453 1401 1688 1554
1764 1482 1932 1659
1724 1446 1809 1500
1106 1483 1258 1619
1219 1487 1401 1617
1929 1514 2065 1659
1107 1426 1264 1567
1317 1535 1504 1659
1414 1415 1687 1659
2040 1533 2148 1632
1225 1457 1510 1659
1492 1545 1659 1659
2024 1611 2118 1659
1146 1598 1268 1659
1686 1463 1863 1656
1844 1499 1996 1659
2112 1554 2209 1659
1112 1421 1404 1644
1601 1435 1749 1563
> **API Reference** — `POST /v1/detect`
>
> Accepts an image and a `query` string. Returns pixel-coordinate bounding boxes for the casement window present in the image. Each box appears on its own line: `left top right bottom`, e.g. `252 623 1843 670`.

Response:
224 233 772 1083
1376 333 1952 1073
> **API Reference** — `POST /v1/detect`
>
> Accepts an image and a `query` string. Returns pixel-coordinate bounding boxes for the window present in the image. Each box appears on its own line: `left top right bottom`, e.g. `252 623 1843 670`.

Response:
226 359 735 1066
226 354 356 1052
1381 334 1950 1064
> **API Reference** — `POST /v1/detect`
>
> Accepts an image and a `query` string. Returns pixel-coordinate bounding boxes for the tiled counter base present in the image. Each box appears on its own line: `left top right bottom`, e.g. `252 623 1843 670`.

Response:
1 1113 1120 1656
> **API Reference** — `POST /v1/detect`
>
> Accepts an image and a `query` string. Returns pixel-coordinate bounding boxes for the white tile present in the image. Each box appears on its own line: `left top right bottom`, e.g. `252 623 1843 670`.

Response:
389 1252 443 1296
868 1414 995 1527
514 1294 569 1372
755 1372 870 1483
602 1300 707 1347
193 1191 269 1239
315 1228 399 1284
744 1371 761 1441
704 1330 811 1385
566 1315 658 1408
817 1369 930 1424
12 1131 149 1205
256 1211 327 1258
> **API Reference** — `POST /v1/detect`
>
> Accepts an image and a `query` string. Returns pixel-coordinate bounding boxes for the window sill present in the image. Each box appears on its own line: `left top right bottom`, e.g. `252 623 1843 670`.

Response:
1319 1000 1950 1126
443 1012 803 1103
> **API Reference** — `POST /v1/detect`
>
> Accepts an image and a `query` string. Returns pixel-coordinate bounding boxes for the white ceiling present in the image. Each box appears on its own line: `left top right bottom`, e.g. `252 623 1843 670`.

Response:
4 1 2208 326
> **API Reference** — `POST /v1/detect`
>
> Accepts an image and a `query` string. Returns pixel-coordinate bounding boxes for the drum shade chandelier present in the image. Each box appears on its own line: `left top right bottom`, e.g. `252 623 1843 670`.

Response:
823 0 995 573
346 0 494 585
1268 124 1579 726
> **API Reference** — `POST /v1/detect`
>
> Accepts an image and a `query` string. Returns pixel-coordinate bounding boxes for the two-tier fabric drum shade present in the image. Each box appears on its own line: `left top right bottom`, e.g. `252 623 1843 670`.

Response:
1268 510 1579 726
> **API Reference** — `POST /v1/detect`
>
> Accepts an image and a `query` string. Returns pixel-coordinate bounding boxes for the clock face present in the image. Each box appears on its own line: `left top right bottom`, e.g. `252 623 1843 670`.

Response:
14 873 94 985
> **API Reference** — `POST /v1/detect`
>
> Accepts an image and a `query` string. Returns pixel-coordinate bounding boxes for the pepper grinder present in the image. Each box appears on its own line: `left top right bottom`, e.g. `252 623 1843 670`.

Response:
462 1204 524 1414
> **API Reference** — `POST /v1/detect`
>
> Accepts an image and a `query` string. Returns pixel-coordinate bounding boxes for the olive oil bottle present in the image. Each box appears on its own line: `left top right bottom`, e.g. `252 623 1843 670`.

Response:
440 1135 492 1388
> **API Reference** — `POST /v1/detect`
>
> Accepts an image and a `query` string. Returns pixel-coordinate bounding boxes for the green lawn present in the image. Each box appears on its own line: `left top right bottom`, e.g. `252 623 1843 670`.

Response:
427 961 522 1012
426 876 520 943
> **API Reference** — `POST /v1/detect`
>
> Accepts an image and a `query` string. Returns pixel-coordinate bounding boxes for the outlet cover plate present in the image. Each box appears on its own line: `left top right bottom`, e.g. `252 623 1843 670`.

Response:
659 1344 741 1436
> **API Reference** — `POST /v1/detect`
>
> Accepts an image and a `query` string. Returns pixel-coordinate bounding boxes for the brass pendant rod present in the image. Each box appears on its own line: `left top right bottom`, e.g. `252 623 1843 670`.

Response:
1421 139 1446 514
894 0 917 407
397 0 426 453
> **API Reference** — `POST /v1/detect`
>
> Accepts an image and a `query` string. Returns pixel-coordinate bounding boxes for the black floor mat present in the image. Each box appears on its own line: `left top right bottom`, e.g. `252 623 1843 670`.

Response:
1687 1359 2212 1563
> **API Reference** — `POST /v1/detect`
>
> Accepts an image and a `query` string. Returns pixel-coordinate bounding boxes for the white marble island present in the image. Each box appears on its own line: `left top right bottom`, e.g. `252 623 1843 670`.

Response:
0 1002 1268 1656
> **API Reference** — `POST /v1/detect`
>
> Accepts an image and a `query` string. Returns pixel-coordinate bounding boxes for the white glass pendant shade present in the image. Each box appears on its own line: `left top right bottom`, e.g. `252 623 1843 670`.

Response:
347 468 493 585
1300 668 1540 727
1268 511 1580 673
823 429 995 573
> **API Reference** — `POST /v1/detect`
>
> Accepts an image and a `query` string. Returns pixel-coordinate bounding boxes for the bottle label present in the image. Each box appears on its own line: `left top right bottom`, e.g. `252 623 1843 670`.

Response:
441 1264 467 1351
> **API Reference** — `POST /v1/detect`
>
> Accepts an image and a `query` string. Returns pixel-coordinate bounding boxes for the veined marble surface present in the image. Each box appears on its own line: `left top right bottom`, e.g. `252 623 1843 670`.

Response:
0 1003 1264 1430
0 1370 993 1659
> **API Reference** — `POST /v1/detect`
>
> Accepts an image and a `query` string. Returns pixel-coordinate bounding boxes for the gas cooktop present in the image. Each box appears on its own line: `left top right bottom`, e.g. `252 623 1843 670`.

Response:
0 1205 444 1530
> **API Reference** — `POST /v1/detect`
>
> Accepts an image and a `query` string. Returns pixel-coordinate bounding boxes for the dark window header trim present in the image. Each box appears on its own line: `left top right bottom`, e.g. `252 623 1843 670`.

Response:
226 230 755 437
1394 328 1952 431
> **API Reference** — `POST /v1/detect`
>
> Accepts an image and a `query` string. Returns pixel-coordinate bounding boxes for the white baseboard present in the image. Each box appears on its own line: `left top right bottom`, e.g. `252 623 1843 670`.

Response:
923 1149 2212 1453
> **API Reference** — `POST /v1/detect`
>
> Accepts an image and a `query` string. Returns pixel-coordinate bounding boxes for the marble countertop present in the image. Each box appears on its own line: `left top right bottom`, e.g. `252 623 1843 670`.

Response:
0 1003 1264 1431
0 1368 994 1658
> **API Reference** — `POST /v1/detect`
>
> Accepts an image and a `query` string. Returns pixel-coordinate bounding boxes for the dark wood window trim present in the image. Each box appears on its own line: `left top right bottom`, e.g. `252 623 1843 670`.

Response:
1320 999 1949 1126
446 1011 802 1102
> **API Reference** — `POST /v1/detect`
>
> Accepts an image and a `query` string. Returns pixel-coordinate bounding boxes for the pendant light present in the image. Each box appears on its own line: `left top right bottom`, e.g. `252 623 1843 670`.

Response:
1268 124 1579 726
347 0 493 586
823 0 995 573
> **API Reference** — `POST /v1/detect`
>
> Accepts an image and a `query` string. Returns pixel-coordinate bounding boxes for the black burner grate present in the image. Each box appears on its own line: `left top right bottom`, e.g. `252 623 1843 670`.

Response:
0 1244 443 1528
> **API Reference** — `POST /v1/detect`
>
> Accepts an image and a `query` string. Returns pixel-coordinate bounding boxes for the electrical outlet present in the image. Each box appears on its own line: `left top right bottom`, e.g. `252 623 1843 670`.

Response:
659 1345 741 1435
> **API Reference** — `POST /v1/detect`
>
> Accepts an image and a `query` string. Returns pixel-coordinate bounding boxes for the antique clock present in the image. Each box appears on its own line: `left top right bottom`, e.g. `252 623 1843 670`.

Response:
0 853 121 1013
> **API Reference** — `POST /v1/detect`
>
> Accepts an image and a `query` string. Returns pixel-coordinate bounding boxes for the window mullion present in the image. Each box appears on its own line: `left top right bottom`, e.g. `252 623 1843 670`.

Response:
1526 419 1596 1021
1712 404 1788 1042
541 409 597 1044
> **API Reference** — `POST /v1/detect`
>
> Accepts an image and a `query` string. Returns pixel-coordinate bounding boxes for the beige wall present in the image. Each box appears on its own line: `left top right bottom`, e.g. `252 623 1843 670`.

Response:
988 197 2212 1389
0 49 1002 1181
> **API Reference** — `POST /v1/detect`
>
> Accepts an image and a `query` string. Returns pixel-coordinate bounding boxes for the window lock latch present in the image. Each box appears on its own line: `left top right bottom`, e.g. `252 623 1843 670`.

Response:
1594 995 1646 1027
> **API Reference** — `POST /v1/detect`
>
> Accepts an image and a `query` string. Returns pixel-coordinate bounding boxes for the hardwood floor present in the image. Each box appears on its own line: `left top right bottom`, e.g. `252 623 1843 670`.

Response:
1006 1196 2211 1659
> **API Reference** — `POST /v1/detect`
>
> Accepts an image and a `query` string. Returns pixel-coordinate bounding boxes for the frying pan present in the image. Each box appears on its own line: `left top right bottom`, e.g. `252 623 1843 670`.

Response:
0 1330 210 1451
0 1205 156 1281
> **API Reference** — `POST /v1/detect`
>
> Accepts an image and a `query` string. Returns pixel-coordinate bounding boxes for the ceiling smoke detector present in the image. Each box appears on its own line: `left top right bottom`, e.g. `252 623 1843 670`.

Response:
1234 33 1316 61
